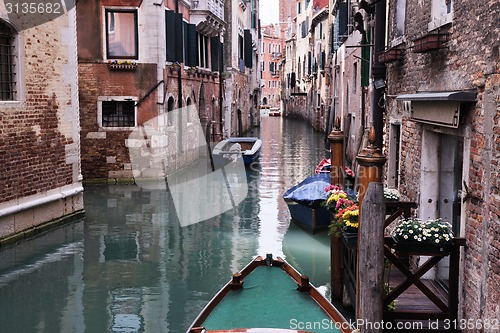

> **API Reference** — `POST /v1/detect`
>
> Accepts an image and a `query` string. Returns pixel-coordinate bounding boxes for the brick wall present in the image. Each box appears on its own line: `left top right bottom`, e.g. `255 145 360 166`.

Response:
0 8 83 240
385 0 500 328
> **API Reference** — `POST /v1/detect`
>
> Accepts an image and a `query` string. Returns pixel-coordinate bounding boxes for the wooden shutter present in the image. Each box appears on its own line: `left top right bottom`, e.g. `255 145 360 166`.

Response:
244 29 253 68
166 11 183 62
338 1 348 37
210 36 220 71
186 23 199 67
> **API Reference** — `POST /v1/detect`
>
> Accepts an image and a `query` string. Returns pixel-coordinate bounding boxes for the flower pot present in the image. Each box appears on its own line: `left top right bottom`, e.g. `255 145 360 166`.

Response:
108 63 137 71
377 48 404 63
393 240 451 255
412 33 450 53
342 230 358 249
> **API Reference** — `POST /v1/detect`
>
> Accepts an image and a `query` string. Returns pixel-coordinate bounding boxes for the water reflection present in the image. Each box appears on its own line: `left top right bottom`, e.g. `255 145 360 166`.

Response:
0 117 331 333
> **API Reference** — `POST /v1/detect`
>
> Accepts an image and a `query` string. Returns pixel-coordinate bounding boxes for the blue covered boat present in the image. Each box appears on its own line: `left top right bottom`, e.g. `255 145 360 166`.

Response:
212 137 263 166
282 173 331 234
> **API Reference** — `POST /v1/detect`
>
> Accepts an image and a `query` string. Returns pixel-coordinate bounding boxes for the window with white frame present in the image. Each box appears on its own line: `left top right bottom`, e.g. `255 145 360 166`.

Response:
429 0 453 30
98 97 137 128
199 34 209 68
105 9 138 59
0 20 17 101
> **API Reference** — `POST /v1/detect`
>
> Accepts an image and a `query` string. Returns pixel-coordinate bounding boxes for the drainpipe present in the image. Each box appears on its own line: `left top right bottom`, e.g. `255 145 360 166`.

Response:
371 0 386 149
176 0 183 152
219 31 224 140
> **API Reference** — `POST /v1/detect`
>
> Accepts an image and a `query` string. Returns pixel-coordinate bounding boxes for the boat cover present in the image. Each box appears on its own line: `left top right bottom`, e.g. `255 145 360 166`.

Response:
282 173 330 208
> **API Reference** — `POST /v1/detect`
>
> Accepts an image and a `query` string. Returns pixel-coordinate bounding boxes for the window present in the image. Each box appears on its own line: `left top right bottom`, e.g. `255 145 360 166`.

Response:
353 62 357 93
238 34 244 60
269 61 274 73
186 97 193 123
268 43 271 54
0 21 16 101
199 34 209 68
105 9 138 59
100 99 136 128
429 0 453 30
298 2 301 14
167 97 175 126
394 0 407 39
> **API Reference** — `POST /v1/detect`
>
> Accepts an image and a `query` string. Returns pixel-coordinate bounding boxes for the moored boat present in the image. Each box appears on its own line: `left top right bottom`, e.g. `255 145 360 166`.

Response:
282 173 331 234
187 255 352 333
212 137 263 166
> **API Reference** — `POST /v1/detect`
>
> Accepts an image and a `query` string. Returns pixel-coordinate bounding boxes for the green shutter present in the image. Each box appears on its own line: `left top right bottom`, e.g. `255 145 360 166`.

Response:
361 31 370 87
187 24 199 67
166 11 184 62
210 36 220 71
244 29 253 68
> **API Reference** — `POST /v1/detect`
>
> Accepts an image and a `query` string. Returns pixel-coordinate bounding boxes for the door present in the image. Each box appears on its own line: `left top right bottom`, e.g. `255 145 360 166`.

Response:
436 134 463 289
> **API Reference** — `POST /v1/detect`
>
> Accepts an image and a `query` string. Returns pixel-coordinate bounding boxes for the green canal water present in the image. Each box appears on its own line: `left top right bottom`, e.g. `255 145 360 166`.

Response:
0 117 334 333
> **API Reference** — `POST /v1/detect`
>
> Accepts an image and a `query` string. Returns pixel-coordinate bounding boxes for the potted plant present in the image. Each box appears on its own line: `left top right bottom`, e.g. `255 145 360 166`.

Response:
391 218 453 254
324 185 358 247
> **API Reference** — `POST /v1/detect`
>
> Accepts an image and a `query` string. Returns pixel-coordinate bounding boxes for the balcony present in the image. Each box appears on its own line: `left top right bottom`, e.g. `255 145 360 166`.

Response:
190 0 225 37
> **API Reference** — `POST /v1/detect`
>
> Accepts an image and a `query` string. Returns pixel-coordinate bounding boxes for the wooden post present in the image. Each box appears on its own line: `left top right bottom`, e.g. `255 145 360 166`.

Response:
328 117 344 186
329 117 344 301
356 126 387 207
355 126 387 328
358 182 385 333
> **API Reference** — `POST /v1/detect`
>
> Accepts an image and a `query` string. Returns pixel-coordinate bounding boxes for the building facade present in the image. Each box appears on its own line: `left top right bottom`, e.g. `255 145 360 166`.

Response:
260 24 282 109
282 0 330 131
0 6 84 242
223 0 261 137
77 0 225 180
382 0 499 328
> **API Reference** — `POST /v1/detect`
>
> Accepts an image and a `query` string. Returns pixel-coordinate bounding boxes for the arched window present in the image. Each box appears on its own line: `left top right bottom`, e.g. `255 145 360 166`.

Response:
0 20 17 101
167 97 175 126
186 97 192 123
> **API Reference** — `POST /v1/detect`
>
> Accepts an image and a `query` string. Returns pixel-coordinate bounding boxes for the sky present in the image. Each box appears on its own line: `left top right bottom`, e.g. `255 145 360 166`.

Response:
259 0 279 24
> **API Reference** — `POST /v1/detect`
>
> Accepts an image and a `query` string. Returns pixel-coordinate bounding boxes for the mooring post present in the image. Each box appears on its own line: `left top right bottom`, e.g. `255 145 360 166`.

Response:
355 126 387 330
329 117 344 301
356 126 387 207
358 183 385 333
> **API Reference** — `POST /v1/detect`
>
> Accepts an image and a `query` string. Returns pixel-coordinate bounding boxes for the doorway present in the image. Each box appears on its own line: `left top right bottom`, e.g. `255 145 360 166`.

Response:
419 130 464 290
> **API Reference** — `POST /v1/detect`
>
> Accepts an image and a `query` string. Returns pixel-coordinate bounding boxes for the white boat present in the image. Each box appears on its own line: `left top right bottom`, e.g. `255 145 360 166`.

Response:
212 137 263 166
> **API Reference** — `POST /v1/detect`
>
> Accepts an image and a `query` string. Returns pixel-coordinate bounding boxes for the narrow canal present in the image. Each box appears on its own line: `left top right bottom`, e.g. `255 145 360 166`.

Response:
0 117 332 333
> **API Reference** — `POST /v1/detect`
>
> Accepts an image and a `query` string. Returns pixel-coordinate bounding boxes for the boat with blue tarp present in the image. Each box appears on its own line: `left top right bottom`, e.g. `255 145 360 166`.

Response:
282 173 331 233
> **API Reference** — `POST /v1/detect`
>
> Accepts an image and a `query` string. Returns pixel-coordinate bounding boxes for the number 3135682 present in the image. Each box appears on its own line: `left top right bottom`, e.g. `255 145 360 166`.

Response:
6 2 62 14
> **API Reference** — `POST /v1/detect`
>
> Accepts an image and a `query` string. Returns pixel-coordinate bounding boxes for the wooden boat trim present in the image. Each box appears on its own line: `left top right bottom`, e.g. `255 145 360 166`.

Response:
187 256 353 333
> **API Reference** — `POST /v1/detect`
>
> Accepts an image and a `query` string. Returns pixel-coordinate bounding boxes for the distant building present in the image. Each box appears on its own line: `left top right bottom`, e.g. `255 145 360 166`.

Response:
260 24 283 109
0 7 83 241
223 0 261 137
283 0 329 131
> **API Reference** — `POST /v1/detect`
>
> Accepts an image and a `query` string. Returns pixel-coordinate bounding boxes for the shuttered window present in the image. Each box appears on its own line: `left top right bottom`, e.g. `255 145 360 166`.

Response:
244 29 252 68
185 23 198 67
210 36 220 71
165 10 183 63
